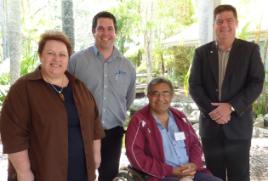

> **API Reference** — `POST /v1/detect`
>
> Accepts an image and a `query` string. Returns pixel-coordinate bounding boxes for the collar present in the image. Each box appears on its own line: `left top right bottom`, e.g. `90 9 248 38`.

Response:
153 111 174 129
93 45 120 62
215 39 234 52
27 66 78 85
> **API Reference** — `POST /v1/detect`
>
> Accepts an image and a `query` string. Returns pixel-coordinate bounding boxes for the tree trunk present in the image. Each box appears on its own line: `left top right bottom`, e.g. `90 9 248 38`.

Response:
197 0 221 45
7 0 21 84
141 0 154 81
1 0 9 61
62 0 75 51
0 0 2 62
161 52 165 75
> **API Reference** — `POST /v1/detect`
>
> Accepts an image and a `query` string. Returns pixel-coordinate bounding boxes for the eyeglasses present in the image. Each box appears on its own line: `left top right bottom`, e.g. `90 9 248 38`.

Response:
149 91 172 98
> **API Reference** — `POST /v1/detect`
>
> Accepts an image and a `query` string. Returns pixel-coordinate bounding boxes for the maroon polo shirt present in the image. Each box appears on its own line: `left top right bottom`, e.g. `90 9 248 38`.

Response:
0 68 105 181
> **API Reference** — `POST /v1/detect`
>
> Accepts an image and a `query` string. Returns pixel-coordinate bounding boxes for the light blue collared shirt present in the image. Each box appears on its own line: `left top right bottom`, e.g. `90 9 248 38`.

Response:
154 112 189 167
69 46 136 129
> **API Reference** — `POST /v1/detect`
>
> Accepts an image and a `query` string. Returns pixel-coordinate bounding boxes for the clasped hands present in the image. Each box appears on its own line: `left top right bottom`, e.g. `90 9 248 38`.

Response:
172 163 197 178
209 102 233 124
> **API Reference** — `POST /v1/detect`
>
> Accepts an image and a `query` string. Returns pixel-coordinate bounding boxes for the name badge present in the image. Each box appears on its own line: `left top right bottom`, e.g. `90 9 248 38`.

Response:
174 132 185 141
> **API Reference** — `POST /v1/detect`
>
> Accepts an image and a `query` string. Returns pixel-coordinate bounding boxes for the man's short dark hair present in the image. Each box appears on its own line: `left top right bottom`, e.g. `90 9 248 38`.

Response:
147 77 174 95
92 11 117 33
214 4 237 20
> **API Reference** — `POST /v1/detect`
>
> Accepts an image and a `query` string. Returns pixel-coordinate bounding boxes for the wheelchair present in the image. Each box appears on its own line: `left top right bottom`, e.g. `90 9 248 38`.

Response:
113 166 149 181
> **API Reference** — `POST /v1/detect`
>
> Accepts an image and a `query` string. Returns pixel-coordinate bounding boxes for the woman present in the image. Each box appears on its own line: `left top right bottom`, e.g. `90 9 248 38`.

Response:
0 31 105 181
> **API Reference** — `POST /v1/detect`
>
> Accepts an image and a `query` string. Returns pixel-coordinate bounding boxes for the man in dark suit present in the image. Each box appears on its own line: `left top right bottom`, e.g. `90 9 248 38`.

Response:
189 4 265 181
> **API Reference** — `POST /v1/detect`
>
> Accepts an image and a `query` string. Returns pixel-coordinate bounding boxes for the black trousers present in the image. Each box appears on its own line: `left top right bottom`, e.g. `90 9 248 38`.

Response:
98 126 124 181
202 133 251 181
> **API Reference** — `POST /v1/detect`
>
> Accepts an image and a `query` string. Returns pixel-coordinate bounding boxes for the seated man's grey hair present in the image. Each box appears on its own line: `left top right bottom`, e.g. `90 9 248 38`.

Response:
147 77 174 95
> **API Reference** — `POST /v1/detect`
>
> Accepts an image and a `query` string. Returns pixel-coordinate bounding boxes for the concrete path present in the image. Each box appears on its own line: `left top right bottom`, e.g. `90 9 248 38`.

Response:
0 139 268 181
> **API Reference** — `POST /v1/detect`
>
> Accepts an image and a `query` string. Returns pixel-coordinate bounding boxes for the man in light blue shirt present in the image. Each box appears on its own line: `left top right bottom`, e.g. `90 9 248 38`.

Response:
69 11 136 181
154 112 189 167
125 77 222 181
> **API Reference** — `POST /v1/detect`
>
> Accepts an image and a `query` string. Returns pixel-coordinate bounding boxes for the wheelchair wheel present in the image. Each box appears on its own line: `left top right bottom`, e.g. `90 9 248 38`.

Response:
113 168 145 181
113 169 130 181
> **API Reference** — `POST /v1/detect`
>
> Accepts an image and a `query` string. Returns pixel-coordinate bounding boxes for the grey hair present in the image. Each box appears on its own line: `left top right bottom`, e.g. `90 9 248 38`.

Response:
147 77 174 94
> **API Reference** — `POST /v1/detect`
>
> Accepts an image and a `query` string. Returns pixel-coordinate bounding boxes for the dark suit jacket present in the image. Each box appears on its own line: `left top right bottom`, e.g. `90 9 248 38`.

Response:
189 39 265 140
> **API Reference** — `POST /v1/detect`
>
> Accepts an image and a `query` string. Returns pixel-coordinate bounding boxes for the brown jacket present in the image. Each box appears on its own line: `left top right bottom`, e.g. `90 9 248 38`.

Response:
0 68 105 181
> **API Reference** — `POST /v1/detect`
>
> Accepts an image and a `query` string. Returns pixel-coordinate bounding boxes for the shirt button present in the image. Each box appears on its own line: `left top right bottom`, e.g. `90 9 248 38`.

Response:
104 97 106 100
104 85 107 88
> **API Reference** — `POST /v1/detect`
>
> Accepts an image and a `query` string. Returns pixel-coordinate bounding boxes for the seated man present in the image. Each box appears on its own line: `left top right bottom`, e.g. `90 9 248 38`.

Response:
125 78 222 181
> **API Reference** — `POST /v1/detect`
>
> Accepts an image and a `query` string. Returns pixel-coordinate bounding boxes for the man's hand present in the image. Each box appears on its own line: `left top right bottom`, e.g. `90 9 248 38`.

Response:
209 103 233 124
172 163 197 177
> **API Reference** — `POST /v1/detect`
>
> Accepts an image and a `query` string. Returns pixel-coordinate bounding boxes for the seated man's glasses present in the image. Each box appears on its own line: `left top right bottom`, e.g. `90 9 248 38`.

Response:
149 91 172 98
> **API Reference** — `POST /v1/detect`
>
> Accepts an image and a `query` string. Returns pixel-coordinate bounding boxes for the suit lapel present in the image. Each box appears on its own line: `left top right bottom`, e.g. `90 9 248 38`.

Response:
208 42 219 84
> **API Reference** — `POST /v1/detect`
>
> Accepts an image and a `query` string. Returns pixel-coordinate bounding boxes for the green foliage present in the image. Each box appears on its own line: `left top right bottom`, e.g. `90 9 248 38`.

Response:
0 73 10 85
110 0 141 55
19 0 60 75
150 43 194 88
253 95 267 117
183 65 191 96
253 72 268 116
127 49 143 68
20 52 38 76
151 0 196 86
237 22 251 40
167 46 194 86
0 88 6 106
109 0 196 78
151 41 167 75
0 73 10 105
155 0 196 38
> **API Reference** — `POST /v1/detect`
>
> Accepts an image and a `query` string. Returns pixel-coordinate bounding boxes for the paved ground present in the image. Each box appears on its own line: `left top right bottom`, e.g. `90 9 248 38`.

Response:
119 138 268 181
250 138 268 181
1 138 268 181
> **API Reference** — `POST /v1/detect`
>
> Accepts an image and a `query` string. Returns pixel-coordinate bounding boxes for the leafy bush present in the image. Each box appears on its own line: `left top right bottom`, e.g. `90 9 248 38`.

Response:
0 73 10 106
0 73 10 85
0 87 7 106
253 72 268 117
20 52 38 76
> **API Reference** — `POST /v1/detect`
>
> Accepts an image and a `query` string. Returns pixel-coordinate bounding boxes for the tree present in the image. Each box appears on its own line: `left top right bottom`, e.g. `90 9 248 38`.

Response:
7 0 21 84
153 0 195 77
196 0 220 45
109 0 196 82
141 0 154 81
1 0 8 62
62 0 75 51
110 0 141 55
